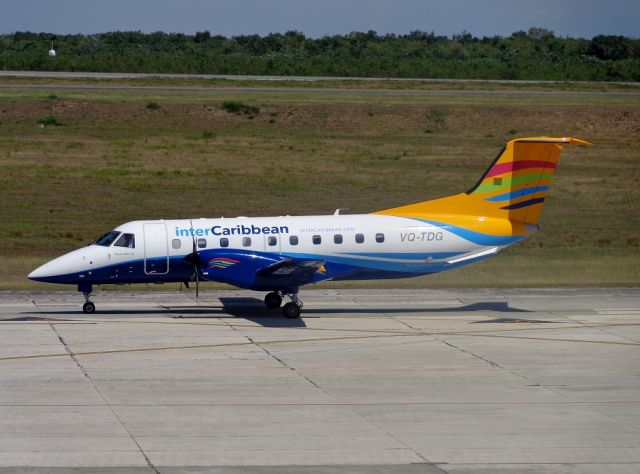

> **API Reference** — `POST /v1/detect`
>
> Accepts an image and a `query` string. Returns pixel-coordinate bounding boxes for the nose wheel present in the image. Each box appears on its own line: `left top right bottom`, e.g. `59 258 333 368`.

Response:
80 287 95 314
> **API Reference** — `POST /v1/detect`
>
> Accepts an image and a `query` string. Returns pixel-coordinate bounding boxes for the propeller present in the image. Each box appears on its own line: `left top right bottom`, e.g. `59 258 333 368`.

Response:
184 219 201 299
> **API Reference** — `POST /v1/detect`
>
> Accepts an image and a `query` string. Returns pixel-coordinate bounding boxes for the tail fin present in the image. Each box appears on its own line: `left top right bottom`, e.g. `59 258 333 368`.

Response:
374 137 590 226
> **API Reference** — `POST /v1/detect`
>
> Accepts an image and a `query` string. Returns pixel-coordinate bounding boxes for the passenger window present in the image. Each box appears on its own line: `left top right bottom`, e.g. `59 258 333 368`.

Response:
355 233 364 244
334 234 343 244
197 238 207 249
242 237 251 247
171 239 181 249
220 237 229 248
312 235 321 245
268 236 277 246
114 233 135 248
289 235 299 246
375 233 385 243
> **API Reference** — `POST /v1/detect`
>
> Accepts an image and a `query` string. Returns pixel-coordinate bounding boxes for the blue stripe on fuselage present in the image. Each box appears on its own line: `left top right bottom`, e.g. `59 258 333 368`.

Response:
409 218 524 247
29 255 194 285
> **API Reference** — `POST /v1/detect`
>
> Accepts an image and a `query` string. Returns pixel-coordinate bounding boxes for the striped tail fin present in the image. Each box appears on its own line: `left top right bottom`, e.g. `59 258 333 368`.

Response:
466 137 590 224
374 137 590 227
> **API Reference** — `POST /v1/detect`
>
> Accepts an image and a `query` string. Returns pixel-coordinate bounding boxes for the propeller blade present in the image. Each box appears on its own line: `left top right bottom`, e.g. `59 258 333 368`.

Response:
190 219 200 300
195 266 199 299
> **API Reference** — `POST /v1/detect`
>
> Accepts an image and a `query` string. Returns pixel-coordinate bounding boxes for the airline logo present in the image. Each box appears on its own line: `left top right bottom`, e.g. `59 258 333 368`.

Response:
175 225 289 237
207 257 240 269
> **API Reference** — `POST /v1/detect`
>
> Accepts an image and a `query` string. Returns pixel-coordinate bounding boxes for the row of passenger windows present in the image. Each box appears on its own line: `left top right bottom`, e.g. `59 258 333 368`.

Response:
171 233 385 250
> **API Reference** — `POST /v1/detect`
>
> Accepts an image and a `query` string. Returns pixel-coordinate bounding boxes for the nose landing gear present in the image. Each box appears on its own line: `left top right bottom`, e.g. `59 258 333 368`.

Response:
79 283 95 314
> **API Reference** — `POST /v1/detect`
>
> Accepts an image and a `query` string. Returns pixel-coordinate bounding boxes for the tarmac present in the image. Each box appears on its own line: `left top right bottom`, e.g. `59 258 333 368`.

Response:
0 287 639 474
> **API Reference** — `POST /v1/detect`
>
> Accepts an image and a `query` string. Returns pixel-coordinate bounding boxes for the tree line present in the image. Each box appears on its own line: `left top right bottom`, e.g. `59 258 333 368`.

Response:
0 28 638 81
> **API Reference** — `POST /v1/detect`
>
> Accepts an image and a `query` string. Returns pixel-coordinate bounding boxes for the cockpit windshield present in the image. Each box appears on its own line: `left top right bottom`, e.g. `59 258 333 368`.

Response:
114 233 135 248
95 230 121 247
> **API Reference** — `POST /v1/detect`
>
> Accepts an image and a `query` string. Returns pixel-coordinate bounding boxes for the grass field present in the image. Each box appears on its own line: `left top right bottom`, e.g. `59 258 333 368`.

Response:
0 81 638 290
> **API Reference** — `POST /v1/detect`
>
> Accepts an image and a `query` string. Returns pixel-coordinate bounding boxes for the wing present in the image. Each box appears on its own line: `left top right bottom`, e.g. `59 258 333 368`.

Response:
197 249 328 291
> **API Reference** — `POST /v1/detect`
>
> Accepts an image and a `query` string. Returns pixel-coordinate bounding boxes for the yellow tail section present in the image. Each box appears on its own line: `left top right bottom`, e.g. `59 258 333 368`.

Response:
374 137 589 236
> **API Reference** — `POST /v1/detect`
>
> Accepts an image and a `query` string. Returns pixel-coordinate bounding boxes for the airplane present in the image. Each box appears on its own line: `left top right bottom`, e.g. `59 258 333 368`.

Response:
28 136 589 319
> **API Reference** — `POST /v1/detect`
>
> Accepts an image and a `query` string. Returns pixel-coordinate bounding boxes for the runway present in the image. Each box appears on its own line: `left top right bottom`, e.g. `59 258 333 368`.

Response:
0 288 639 473
3 70 639 87
1 82 639 98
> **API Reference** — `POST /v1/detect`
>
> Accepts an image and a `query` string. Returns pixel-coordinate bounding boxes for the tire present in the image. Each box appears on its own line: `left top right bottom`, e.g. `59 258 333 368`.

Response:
264 292 283 309
82 301 96 314
282 302 301 319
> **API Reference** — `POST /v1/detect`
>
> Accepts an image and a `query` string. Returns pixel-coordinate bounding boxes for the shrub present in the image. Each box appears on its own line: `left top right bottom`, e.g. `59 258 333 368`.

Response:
37 115 62 126
221 101 260 115
425 109 447 130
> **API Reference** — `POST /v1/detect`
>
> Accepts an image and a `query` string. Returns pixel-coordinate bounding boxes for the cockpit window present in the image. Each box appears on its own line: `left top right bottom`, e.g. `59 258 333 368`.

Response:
114 233 135 248
95 231 121 247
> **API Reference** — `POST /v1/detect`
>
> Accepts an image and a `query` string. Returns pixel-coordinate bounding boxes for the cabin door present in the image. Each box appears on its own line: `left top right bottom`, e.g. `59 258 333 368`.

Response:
143 223 169 275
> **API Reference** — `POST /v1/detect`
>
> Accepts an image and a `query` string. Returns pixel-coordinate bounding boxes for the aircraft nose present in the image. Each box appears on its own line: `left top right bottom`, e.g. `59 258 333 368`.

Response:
28 261 56 281
28 248 89 283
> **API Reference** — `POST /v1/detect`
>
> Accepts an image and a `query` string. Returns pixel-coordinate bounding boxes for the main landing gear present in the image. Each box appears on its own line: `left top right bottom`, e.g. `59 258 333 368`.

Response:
264 291 283 309
264 290 303 319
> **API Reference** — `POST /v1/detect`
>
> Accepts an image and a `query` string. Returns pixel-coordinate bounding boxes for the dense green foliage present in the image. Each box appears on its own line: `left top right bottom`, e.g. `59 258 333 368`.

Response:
0 28 639 80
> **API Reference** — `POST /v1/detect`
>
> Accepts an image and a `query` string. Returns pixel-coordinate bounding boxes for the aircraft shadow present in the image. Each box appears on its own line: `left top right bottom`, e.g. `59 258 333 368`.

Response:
11 300 531 327
218 297 308 328
0 316 79 322
302 301 532 315
17 308 223 316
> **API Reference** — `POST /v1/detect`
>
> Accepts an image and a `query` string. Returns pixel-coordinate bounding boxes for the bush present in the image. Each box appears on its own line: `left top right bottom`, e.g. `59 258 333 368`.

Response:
221 101 260 115
37 115 62 126
146 101 160 110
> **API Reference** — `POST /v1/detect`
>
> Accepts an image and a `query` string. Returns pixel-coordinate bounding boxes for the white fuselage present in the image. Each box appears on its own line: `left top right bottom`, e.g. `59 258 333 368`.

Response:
28 213 508 289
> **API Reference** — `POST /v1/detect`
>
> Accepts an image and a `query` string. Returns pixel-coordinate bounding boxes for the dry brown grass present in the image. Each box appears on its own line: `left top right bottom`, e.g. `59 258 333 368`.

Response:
0 86 638 289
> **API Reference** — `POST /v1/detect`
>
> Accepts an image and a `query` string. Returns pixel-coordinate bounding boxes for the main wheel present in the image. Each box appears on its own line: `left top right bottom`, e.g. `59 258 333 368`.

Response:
82 301 96 314
264 291 283 309
282 302 301 319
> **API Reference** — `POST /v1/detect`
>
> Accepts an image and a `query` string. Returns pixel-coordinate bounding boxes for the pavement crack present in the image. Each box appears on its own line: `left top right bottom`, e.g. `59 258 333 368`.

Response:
248 334 322 389
436 336 568 398
48 321 160 474
440 338 500 367
567 314 640 344
226 319 439 466
394 318 420 331
396 310 572 399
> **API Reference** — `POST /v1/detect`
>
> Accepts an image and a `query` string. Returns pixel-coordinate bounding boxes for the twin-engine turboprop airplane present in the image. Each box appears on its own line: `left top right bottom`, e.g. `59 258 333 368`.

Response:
29 137 589 318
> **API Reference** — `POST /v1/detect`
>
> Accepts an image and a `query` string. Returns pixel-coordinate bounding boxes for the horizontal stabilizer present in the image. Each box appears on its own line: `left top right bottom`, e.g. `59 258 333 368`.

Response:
447 247 499 265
